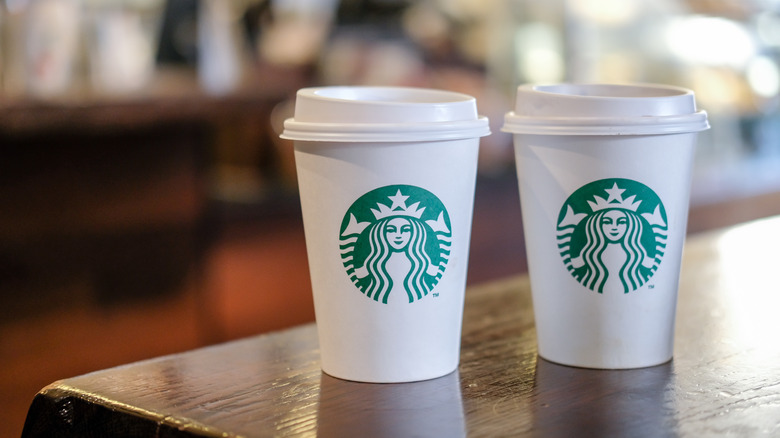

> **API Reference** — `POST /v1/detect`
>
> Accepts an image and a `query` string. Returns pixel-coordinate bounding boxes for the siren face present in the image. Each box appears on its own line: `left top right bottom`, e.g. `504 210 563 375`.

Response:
602 210 628 242
386 218 412 251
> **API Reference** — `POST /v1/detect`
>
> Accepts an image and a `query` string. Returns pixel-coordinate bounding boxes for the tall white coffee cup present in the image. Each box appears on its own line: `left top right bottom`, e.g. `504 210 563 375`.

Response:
282 86 490 382
503 84 709 369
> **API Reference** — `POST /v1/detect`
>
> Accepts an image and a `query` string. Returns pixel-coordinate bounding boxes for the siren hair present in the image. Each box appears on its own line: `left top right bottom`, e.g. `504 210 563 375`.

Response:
361 217 435 303
363 218 394 303
576 209 652 293
618 212 650 291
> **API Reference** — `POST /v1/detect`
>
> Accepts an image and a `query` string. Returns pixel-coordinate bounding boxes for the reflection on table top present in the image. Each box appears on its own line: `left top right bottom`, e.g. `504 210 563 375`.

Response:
22 217 780 437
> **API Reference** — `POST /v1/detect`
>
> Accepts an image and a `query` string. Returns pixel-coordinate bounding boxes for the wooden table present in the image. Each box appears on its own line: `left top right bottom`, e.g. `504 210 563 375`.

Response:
22 217 780 437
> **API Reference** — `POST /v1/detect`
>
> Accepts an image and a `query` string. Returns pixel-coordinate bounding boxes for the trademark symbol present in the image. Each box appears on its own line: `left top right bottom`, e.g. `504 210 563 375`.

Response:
433 293 440 297
648 284 655 290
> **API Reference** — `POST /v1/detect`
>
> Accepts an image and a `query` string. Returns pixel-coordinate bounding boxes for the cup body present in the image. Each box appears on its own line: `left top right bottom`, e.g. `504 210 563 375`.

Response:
282 86 489 382
503 84 709 369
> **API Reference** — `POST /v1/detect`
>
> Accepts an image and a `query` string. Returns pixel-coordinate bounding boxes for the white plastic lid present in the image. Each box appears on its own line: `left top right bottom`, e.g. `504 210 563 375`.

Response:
281 86 491 142
502 83 710 135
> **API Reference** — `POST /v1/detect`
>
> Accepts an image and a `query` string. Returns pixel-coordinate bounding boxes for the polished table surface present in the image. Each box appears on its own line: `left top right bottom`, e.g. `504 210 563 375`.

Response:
22 217 780 437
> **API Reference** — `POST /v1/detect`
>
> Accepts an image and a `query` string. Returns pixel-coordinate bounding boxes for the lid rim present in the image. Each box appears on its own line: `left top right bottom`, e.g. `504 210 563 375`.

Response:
502 111 710 135
281 117 491 142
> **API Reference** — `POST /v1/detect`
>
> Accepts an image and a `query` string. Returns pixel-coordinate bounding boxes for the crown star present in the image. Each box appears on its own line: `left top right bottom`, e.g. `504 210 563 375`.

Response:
388 190 409 211
371 190 425 220
587 183 641 212
605 183 626 203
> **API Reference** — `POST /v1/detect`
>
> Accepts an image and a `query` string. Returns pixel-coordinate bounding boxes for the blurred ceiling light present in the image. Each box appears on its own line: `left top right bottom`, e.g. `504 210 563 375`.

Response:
522 48 564 83
515 23 564 83
665 16 756 68
746 56 780 98
567 0 641 26
756 11 780 47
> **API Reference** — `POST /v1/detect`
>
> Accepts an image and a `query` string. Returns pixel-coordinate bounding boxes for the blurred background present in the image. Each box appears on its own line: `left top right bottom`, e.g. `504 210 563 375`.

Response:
1 0 779 435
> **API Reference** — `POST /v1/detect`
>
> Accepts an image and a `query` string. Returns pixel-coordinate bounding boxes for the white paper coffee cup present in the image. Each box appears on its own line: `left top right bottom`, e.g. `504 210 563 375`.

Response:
502 84 709 369
282 86 490 382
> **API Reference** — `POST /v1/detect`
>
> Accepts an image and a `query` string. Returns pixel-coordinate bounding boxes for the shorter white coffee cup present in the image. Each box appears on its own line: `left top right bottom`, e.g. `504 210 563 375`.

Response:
283 86 490 382
503 83 709 369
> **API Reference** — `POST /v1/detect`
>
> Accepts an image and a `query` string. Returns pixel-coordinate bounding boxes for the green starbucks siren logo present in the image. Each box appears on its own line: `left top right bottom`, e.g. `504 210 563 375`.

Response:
340 185 451 304
557 178 668 294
